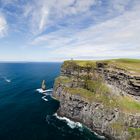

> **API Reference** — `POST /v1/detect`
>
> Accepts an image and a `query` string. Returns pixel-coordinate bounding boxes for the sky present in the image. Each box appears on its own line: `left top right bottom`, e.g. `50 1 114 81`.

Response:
0 0 140 62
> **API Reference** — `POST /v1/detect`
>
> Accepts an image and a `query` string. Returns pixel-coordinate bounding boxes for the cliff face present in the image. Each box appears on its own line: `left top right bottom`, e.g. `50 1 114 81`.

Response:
53 59 140 140
96 62 140 96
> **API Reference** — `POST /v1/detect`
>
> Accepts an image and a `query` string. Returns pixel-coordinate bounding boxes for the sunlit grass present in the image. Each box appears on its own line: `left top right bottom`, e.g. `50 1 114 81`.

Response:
63 58 140 74
100 58 140 74
128 127 140 140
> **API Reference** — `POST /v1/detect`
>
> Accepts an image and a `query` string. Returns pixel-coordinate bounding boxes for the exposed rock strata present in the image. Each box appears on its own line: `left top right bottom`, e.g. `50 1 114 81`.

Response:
96 62 140 96
53 61 140 140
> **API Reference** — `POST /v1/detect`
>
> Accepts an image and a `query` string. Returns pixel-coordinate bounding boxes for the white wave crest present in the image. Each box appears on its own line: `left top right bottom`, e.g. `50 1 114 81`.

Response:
42 96 48 102
2 76 11 83
94 132 105 139
54 113 82 129
5 79 11 83
36 88 53 94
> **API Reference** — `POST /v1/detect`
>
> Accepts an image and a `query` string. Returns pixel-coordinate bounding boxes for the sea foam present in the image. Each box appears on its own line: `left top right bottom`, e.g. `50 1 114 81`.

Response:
54 113 105 139
54 113 82 129
3 76 11 83
5 79 11 83
36 88 53 94
42 96 48 102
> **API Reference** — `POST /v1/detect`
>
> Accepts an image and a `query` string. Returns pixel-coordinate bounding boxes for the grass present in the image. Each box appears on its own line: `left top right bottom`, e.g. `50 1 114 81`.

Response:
63 58 140 74
108 115 140 140
110 122 126 134
56 58 140 112
63 60 96 68
86 80 109 94
64 85 140 139
64 87 95 102
56 59 140 139
73 60 96 67
55 76 140 113
99 58 140 74
118 95 140 113
64 86 115 106
54 76 73 86
128 127 140 140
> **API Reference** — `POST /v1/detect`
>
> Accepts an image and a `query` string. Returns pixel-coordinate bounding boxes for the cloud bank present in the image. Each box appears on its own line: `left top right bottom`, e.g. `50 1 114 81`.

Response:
0 0 140 61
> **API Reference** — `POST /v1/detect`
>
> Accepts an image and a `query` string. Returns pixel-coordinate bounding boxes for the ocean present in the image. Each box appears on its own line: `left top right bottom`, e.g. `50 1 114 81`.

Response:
0 62 102 140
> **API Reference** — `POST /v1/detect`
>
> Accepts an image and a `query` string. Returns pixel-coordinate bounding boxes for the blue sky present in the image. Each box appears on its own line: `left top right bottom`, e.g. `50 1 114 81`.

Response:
0 0 140 61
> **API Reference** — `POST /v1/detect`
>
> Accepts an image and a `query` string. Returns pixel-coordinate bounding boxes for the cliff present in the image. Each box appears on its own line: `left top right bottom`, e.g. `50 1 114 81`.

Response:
53 59 140 140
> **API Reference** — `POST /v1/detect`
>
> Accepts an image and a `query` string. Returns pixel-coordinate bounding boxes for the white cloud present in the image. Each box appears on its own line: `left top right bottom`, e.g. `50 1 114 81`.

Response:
0 14 7 37
25 0 135 36
23 0 97 34
0 0 140 61
11 0 133 35
30 2 140 61
39 6 49 31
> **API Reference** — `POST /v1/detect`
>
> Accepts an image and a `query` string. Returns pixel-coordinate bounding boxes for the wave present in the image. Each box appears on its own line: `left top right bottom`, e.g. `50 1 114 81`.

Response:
5 79 11 83
94 132 105 139
36 88 53 102
42 96 48 102
54 113 105 139
54 113 82 129
36 88 53 94
0 75 11 83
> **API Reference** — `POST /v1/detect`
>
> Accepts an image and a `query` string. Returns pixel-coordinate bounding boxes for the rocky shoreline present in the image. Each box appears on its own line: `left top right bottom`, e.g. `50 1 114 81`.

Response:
53 59 140 140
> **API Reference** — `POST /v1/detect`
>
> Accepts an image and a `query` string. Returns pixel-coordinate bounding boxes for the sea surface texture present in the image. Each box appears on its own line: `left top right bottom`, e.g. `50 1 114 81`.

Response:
0 63 101 140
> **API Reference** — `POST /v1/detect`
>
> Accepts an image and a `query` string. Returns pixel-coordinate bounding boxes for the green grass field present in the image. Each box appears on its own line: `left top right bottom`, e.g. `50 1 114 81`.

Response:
63 58 140 74
100 58 140 74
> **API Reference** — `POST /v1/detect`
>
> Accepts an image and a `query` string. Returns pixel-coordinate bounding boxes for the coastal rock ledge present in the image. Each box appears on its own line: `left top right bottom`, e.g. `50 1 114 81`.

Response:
53 59 140 140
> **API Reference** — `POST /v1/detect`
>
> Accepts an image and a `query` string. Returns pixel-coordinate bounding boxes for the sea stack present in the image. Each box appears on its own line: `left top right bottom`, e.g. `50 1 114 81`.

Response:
41 80 46 91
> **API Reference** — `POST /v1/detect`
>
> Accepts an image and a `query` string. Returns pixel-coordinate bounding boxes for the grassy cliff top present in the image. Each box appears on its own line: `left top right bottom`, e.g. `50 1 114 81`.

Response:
59 58 140 113
100 58 140 73
64 58 140 74
55 76 140 114
63 60 96 67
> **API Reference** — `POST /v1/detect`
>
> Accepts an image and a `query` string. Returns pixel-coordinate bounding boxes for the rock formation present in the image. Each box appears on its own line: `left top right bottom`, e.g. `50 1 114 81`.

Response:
53 59 140 140
42 80 46 90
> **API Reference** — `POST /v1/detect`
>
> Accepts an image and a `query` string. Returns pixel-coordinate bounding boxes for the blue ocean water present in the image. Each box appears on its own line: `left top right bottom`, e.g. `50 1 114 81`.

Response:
0 63 102 140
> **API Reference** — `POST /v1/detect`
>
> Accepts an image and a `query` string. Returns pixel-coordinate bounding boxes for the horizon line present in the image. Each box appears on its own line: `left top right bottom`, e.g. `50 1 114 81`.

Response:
0 58 139 63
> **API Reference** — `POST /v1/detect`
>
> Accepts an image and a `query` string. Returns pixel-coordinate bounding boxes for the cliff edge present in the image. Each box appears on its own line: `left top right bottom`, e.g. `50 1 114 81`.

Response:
53 59 140 140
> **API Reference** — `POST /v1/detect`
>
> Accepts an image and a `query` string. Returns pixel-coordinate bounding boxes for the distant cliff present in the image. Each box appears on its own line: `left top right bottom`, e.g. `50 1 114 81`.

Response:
53 59 140 140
